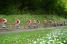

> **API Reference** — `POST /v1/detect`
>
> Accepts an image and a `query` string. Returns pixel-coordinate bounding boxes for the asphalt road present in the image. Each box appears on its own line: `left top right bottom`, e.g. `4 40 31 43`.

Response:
0 26 67 34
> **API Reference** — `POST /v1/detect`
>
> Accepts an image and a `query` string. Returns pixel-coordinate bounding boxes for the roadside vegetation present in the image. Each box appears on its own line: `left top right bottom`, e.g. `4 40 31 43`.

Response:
0 27 67 44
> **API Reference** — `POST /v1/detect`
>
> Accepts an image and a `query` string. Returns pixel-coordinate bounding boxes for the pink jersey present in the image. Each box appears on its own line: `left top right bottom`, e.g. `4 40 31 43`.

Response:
28 20 32 24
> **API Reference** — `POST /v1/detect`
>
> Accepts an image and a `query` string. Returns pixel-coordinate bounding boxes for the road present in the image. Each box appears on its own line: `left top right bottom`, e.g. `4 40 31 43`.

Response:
0 26 67 34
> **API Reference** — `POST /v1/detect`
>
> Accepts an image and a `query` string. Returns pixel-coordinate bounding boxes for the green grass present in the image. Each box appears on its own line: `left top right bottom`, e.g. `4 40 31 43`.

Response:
0 27 67 44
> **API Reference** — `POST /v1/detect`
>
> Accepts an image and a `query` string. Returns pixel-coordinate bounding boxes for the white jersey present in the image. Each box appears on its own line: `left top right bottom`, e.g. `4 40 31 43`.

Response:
3 18 7 23
2 18 7 28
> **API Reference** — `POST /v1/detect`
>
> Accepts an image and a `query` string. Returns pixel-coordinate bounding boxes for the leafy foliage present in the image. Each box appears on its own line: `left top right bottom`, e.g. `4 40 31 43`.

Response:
0 0 67 16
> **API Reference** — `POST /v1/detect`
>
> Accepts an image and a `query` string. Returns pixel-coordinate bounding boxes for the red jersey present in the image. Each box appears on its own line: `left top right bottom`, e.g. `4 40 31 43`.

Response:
16 19 20 24
0 18 3 23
